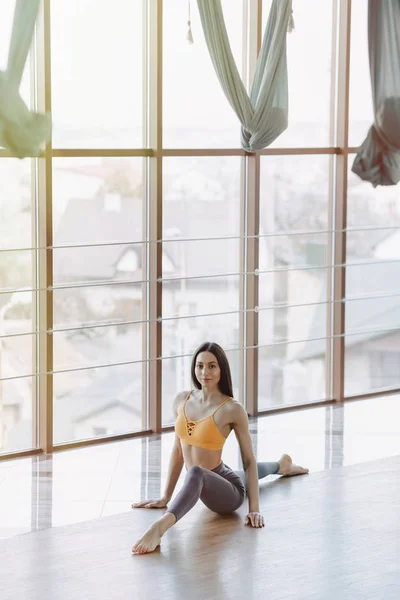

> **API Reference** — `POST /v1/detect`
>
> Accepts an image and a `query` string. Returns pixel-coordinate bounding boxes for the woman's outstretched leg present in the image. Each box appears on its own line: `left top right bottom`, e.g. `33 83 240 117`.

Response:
256 461 280 477
276 454 309 476
132 465 243 554
132 512 176 555
237 454 309 484
132 465 205 554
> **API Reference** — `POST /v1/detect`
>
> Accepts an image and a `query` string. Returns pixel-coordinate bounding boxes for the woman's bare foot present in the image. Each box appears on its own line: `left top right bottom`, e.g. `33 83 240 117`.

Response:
132 513 176 555
132 522 162 554
277 454 309 476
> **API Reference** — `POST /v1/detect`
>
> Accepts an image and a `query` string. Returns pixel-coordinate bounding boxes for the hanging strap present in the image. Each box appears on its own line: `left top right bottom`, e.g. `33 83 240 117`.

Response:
182 391 192 417
7 0 41 87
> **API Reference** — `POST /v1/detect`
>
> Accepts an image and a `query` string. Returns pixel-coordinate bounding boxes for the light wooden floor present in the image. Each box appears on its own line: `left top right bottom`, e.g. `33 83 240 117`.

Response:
2 395 400 540
1 454 399 600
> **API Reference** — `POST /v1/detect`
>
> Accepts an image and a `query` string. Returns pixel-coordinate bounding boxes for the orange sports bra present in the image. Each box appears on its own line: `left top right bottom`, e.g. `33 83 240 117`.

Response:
175 392 232 451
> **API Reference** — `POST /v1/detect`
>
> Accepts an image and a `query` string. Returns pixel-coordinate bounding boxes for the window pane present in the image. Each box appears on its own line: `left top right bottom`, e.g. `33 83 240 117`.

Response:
53 245 144 286
53 363 143 445
0 333 34 378
163 314 240 366
162 157 241 424
259 270 327 308
346 262 400 298
346 296 400 333
259 303 326 346
53 158 144 239
0 375 36 454
52 159 145 441
0 161 32 249
162 357 192 425
163 238 239 280
259 156 330 409
163 157 241 224
53 323 143 372
163 277 240 320
263 0 334 147
346 162 400 396
53 283 143 330
345 335 400 397
260 156 331 233
51 0 143 148
258 340 326 410
163 0 244 148
0 158 36 455
0 336 35 449
0 251 33 292
259 233 329 272
347 165 400 229
256 407 327 472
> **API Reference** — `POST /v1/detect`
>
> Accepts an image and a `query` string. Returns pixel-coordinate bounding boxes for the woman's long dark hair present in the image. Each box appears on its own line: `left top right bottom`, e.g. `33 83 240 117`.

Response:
191 342 234 398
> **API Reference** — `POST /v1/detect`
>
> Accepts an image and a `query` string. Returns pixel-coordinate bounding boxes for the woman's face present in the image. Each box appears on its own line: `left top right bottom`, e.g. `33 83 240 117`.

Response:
195 351 221 390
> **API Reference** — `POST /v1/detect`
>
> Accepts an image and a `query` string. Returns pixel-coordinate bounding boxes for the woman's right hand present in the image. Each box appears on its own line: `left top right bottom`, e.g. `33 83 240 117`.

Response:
131 497 169 509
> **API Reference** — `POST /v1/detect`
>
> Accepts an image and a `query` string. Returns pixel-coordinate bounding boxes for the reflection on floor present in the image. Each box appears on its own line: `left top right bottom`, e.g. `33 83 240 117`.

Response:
2 455 399 600
0 394 399 540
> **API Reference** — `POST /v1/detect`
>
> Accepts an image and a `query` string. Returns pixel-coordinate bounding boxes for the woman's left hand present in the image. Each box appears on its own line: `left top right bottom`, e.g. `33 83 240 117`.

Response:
244 512 264 528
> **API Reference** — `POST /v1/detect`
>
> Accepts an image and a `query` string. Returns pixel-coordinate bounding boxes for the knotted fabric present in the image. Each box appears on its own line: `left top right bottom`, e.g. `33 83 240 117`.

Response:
197 0 292 152
352 0 400 187
0 0 51 158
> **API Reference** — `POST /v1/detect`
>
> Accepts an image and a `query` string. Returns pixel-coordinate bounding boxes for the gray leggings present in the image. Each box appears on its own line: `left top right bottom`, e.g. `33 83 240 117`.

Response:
166 461 280 522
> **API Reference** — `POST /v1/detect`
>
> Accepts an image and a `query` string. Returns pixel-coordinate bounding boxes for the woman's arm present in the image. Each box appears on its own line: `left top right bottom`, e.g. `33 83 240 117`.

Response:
132 392 185 508
162 436 184 501
161 392 186 501
232 403 264 527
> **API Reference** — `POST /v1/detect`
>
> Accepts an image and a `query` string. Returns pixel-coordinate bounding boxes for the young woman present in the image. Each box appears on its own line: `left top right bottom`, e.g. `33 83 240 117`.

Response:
132 341 308 554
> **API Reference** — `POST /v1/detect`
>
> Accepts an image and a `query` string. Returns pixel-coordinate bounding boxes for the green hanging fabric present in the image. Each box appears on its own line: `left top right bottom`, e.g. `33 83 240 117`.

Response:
0 0 51 158
197 0 293 152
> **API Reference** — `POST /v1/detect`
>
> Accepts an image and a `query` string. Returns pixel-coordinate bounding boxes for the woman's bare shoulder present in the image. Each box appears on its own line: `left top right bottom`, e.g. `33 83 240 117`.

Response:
172 390 191 417
223 399 247 421
222 398 243 413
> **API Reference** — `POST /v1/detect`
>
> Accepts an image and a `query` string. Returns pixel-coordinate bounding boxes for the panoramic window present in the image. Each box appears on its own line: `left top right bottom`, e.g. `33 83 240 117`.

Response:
0 0 394 457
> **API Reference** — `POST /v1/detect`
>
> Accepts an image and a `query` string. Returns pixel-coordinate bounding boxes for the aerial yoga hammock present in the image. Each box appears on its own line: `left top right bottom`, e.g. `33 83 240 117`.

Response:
197 0 294 152
0 0 51 158
352 0 400 187
1 0 292 157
